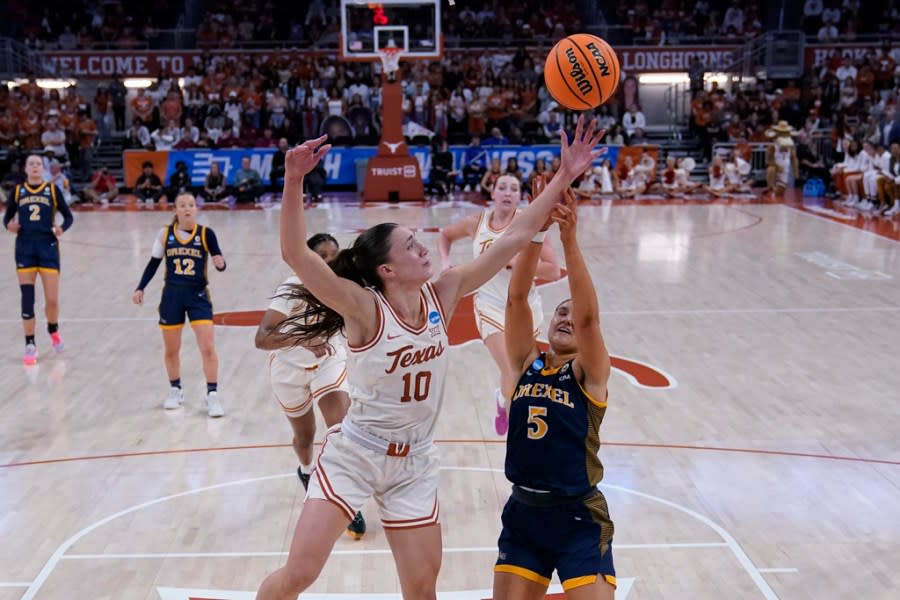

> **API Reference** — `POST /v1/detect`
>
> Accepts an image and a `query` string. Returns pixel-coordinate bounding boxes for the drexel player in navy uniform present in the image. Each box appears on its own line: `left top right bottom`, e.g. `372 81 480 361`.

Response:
132 192 227 417
3 154 74 365
494 187 615 600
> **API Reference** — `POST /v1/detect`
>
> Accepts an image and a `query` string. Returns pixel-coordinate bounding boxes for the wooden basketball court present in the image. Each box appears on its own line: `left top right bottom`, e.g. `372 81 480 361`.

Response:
2 195 898 599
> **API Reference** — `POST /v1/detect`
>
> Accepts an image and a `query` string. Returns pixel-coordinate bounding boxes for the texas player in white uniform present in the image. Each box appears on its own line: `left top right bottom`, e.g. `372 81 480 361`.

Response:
254 232 366 539
257 120 606 600
438 174 560 436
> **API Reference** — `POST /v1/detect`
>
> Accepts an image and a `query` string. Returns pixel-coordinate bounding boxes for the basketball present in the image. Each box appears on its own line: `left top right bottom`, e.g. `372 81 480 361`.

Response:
543 34 620 111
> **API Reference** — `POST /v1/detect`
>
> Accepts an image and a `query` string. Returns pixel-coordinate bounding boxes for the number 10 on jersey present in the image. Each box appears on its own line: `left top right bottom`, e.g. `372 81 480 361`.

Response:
400 371 432 402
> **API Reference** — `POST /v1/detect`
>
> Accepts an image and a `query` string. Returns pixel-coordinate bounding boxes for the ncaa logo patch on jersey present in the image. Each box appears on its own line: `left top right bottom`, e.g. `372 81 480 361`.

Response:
428 310 440 325
168 235 175 241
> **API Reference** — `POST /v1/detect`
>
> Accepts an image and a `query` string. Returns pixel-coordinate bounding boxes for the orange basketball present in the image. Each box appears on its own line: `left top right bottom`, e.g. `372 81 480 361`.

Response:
543 34 620 111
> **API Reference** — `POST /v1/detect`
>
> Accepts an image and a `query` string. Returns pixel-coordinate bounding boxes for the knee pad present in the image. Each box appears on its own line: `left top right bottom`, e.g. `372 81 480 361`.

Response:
20 284 35 320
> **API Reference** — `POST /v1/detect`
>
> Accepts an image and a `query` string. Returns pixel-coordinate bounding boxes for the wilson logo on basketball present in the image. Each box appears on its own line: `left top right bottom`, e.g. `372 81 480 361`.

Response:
585 42 611 77
385 341 445 374
564 47 593 96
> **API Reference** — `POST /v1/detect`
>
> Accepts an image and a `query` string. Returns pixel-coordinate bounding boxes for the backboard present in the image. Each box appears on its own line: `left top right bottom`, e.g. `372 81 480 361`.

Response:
340 0 442 60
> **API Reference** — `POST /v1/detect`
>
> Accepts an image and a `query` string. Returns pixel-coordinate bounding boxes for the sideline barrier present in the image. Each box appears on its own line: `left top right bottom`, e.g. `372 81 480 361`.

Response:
123 145 661 188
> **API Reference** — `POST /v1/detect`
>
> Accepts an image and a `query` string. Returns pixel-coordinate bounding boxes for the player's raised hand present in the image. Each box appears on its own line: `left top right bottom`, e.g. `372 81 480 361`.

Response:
553 188 579 244
285 135 331 183
558 115 607 181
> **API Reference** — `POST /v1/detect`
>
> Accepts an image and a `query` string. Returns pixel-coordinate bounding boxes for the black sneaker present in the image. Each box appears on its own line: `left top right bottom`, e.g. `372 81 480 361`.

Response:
345 511 366 540
297 466 310 490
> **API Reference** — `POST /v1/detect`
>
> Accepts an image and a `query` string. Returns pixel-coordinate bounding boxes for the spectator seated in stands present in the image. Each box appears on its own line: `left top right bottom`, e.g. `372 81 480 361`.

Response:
0 162 25 204
202 163 229 204
303 160 327 203
233 157 263 204
462 135 487 192
480 157 504 199
622 104 647 140
861 143 892 212
427 138 457 201
44 160 73 204
167 161 192 201
481 127 509 146
152 120 180 151
884 144 900 217
173 128 197 150
795 129 829 187
134 161 165 205
270 138 289 191
82 167 119 205
126 117 153 150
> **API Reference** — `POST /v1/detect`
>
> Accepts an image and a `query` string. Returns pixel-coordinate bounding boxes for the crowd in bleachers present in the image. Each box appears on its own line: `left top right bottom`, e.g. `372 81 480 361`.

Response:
3 0 900 212
6 0 583 51
606 1 765 45
6 0 183 50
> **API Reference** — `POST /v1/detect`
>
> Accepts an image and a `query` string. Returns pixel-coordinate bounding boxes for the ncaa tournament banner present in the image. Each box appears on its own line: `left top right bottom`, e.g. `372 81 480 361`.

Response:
124 145 634 187
124 149 277 187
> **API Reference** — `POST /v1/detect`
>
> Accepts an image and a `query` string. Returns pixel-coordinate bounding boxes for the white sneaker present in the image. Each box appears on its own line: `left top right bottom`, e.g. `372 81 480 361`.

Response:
163 386 184 409
206 391 225 418
859 200 872 211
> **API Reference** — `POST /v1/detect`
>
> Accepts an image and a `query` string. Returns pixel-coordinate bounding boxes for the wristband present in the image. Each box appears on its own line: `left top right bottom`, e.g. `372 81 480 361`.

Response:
531 231 547 244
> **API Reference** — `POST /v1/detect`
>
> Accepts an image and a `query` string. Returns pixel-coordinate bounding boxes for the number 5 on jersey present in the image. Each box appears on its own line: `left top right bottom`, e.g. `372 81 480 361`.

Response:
400 371 432 402
527 406 548 439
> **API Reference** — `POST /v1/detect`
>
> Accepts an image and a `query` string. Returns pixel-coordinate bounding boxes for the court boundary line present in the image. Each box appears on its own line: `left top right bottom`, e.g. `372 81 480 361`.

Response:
61 542 730 560
784 204 900 246
2 440 897 470
21 467 778 600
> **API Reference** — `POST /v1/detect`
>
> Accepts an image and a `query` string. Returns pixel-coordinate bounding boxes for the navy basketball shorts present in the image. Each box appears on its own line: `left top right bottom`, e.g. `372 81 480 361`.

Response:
15 235 60 272
158 285 213 329
495 490 616 591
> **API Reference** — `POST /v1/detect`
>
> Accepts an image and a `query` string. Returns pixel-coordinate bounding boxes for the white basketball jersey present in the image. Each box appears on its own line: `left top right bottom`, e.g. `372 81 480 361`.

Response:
345 283 449 444
471 208 538 309
268 275 346 369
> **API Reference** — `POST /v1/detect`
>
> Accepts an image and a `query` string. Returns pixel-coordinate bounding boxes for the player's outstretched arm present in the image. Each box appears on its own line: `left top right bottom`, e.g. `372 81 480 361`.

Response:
435 116 606 311
281 136 373 322
555 196 611 399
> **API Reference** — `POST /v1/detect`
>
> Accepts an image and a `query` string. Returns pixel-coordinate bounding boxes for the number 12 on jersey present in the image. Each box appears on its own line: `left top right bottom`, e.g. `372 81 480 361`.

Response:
400 371 432 402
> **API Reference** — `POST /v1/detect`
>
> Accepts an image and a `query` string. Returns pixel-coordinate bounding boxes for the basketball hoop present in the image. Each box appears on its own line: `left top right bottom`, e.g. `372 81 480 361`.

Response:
378 46 403 83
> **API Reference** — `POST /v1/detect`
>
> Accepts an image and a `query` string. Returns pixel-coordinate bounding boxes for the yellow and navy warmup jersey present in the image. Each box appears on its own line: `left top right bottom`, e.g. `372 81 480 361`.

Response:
163 224 212 287
505 353 607 496
6 182 73 236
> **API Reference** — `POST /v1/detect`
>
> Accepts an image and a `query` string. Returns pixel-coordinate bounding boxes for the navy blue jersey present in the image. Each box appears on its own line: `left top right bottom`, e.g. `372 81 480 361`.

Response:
7 182 72 236
163 223 212 287
505 353 607 496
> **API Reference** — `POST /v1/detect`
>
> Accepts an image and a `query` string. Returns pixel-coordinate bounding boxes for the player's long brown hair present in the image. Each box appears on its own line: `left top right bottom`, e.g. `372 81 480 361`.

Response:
275 223 398 345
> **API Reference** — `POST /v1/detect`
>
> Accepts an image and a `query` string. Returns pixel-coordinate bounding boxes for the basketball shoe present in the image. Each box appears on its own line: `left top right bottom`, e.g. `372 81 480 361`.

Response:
163 387 184 410
23 344 38 366
205 391 225 417
50 332 65 352
297 466 310 490
346 512 367 540
493 388 509 436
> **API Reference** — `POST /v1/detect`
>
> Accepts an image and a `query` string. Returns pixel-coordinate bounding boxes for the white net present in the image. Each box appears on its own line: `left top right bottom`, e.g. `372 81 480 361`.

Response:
379 47 402 77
